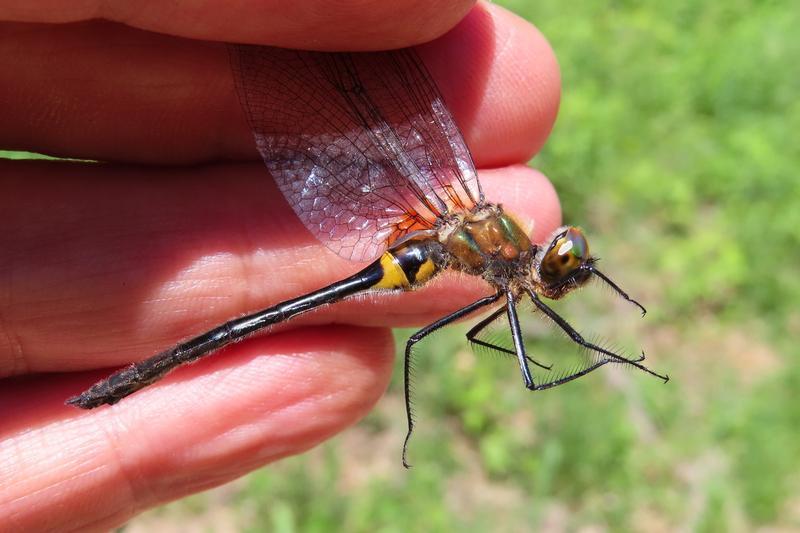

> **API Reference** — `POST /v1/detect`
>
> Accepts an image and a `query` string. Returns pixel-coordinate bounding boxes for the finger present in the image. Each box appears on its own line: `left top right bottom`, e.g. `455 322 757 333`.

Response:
419 5 560 166
0 0 475 50
0 325 393 531
0 160 559 375
0 4 559 168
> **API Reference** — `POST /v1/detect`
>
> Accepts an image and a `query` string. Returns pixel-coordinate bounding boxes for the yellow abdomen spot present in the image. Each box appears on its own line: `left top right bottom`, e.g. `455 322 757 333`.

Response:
371 252 411 289
415 257 437 284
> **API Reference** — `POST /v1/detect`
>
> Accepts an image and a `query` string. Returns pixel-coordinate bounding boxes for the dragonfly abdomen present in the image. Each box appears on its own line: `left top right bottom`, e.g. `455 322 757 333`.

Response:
67 239 443 409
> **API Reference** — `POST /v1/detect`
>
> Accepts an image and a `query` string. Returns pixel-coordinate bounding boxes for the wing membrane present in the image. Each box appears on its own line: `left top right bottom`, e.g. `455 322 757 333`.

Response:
230 44 482 262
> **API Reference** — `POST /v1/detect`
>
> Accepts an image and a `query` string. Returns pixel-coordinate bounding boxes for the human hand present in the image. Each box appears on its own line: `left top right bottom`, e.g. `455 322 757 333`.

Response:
0 1 561 530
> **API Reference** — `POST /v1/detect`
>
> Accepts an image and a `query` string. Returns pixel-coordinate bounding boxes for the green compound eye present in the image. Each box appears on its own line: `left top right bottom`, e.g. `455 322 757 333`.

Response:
560 227 588 259
540 227 590 282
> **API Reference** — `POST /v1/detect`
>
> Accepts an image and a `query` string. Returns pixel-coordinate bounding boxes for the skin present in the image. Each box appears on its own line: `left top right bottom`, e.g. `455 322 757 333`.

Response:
0 1 562 530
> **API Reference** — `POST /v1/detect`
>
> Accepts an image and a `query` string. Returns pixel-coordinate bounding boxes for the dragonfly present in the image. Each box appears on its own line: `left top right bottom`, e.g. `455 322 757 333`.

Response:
68 43 668 466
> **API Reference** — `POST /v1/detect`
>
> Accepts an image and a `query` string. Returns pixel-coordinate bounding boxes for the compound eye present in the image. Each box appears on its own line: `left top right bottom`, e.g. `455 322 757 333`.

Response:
540 227 590 282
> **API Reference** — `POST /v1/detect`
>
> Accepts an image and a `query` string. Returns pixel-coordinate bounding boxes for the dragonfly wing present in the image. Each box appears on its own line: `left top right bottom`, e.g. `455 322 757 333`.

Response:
230 44 482 262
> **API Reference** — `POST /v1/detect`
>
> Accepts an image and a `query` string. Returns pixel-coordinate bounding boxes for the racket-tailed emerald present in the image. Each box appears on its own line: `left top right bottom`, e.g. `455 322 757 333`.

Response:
68 44 668 466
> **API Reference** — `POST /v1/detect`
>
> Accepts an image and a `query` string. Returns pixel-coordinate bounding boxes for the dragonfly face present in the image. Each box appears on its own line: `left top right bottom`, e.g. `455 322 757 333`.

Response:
534 226 594 300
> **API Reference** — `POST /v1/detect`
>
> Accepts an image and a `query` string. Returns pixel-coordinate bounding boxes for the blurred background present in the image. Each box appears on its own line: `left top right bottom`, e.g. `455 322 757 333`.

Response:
93 0 800 530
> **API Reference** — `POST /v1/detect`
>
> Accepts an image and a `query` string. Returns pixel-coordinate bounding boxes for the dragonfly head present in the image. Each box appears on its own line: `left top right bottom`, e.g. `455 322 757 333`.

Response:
534 226 647 315
536 226 593 298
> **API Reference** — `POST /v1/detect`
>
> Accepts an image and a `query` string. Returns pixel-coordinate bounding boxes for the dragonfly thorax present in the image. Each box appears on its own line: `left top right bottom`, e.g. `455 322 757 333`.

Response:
441 205 534 279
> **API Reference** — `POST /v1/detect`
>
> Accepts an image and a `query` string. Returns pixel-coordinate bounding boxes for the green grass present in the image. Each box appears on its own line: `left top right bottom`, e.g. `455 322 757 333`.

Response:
127 1 800 530
0 150 55 160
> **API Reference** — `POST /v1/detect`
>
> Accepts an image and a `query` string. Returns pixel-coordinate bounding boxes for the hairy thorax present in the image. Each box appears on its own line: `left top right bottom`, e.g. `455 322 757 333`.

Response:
440 204 536 287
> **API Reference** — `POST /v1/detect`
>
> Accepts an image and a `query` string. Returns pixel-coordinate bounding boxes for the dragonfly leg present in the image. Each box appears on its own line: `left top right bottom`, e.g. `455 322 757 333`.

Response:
505 291 539 389
402 291 503 468
473 294 615 391
527 289 669 383
465 307 552 370
526 358 612 391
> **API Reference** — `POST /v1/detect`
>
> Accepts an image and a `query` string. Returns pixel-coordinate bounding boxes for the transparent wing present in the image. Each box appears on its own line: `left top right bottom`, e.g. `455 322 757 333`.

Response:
230 44 483 262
